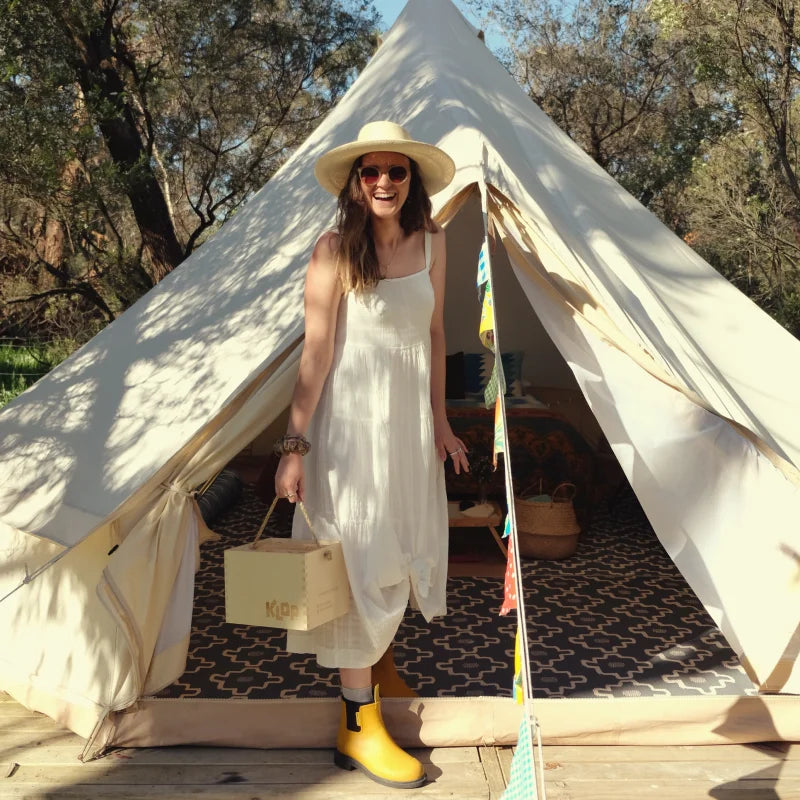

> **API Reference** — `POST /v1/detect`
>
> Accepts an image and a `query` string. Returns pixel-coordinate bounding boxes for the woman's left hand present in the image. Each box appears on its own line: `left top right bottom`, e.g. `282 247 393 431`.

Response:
435 421 469 475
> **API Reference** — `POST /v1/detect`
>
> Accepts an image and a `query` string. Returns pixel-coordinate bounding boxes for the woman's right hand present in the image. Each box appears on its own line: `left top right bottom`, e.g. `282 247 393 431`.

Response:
275 453 305 504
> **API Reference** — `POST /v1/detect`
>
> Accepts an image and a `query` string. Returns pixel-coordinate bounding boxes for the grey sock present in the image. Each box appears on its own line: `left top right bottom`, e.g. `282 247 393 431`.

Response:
342 686 374 704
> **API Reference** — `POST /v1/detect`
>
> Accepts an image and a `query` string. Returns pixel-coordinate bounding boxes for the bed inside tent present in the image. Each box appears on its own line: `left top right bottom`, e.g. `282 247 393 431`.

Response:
105 186 796 752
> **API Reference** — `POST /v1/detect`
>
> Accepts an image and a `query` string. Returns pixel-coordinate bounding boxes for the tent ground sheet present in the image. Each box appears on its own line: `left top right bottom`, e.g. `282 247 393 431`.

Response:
155 486 757 701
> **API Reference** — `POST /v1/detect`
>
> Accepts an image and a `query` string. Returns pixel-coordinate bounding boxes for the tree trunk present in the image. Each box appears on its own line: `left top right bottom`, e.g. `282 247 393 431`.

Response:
34 158 82 287
36 217 66 287
69 23 183 282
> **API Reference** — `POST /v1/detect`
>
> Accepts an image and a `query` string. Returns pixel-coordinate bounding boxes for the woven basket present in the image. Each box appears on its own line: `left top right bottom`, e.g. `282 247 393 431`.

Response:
515 482 581 560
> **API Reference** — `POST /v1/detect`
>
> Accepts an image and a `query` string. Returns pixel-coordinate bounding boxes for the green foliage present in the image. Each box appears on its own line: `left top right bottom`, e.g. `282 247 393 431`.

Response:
0 0 379 340
471 0 800 338
0 339 77 407
686 132 800 338
475 0 731 224
658 0 800 338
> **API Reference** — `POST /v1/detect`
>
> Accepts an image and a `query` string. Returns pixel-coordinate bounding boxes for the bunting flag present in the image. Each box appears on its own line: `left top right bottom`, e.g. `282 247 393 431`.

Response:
483 361 506 409
478 189 542 800
479 279 495 350
513 626 524 704
492 393 505 467
477 241 490 287
500 524 517 616
501 515 524 701
500 715 538 800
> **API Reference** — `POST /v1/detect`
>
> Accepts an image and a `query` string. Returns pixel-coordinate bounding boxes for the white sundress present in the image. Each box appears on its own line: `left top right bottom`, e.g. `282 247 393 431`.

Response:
285 230 449 669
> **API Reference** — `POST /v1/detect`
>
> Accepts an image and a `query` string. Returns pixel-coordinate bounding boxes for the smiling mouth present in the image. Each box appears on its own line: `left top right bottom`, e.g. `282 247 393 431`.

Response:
373 192 396 201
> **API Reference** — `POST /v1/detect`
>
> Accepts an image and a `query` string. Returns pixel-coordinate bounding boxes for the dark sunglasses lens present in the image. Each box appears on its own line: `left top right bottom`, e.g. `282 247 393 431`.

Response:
360 166 380 184
388 166 408 183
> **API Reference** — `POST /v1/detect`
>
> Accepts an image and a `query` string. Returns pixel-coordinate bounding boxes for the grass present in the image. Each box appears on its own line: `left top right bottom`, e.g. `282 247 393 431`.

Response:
0 341 73 407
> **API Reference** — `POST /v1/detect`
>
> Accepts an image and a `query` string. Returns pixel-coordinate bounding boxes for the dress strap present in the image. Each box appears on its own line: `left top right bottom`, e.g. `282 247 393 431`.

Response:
424 230 432 272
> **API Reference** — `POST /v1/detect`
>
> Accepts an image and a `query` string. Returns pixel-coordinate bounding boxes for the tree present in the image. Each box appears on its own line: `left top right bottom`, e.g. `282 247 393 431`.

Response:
685 131 800 335
0 0 378 339
653 0 800 210
470 0 728 227
651 0 800 334
470 0 800 336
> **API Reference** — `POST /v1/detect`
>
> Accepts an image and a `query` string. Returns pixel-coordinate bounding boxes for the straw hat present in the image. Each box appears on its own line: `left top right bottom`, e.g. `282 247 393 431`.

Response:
314 120 455 196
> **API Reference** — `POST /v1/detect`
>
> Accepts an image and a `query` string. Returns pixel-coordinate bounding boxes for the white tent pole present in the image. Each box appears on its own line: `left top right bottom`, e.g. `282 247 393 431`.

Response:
478 172 546 800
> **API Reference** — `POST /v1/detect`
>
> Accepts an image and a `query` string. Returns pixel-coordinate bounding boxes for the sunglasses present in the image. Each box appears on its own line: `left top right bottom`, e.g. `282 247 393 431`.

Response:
358 164 409 185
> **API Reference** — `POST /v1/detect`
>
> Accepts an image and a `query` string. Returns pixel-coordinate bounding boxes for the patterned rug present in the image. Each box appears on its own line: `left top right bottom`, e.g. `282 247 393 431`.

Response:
155 486 756 700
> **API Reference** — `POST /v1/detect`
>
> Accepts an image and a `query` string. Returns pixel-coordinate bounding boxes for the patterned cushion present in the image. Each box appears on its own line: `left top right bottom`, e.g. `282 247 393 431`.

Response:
462 352 492 397
502 351 525 396
462 351 525 399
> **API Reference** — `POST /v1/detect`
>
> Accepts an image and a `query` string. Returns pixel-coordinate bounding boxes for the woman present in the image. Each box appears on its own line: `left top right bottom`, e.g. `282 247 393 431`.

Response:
274 120 469 789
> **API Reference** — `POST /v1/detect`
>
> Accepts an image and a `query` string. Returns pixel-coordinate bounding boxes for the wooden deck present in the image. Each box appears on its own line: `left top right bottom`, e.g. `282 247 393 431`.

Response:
2 692 799 798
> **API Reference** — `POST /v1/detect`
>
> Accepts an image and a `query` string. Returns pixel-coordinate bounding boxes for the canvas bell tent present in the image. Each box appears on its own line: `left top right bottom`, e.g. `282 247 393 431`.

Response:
2 0 800 757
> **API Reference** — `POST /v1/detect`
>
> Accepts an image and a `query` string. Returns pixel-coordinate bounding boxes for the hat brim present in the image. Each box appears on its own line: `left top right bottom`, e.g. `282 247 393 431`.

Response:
314 138 455 197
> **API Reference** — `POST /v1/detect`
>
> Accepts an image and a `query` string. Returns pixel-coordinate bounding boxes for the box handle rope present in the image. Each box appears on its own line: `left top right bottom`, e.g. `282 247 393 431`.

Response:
252 496 318 545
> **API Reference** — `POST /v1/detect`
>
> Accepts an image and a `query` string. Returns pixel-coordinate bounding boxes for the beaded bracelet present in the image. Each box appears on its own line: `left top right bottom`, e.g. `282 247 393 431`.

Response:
273 434 311 456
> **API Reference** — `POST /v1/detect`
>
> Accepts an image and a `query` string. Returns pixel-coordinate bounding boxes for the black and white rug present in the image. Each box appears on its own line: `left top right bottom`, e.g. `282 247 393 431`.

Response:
155 486 756 700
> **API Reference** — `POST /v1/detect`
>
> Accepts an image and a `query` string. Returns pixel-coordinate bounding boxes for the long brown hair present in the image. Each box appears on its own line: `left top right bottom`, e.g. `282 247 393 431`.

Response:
335 157 437 294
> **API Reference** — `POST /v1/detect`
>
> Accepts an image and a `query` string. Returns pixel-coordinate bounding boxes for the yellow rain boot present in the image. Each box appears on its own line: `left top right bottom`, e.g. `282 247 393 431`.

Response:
371 644 418 698
334 686 426 788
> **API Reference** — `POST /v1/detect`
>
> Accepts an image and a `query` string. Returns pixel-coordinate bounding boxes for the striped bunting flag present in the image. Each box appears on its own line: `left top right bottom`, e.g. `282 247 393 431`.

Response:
477 241 490 287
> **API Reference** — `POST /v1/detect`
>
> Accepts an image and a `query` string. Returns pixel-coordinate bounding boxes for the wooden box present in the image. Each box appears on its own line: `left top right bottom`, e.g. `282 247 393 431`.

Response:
224 538 349 630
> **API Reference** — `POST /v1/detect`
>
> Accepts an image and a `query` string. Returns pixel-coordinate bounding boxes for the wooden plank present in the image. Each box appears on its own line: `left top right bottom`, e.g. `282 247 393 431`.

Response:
0 743 480 767
537 759 800 782
540 743 800 763
2 760 490 800
539 779 800 800
0 717 74 733
496 745 513 784
2 746 87 765
0 786 489 800
100 746 479 767
4 777 800 800
6 761 487 786
0 731 84 749
479 746 506 799
90 747 367 768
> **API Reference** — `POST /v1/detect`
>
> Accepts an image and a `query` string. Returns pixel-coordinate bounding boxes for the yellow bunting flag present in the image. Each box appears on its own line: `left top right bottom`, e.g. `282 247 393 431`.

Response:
513 626 524 704
493 394 505 467
479 280 495 351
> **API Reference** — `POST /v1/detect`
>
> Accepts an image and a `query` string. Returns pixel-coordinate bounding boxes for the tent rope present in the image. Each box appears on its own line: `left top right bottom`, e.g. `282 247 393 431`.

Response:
0 481 197 606
160 483 198 498
0 546 75 605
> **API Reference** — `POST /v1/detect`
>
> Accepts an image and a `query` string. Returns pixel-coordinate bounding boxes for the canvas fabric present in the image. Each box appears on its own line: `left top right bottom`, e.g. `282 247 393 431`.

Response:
1 0 800 751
